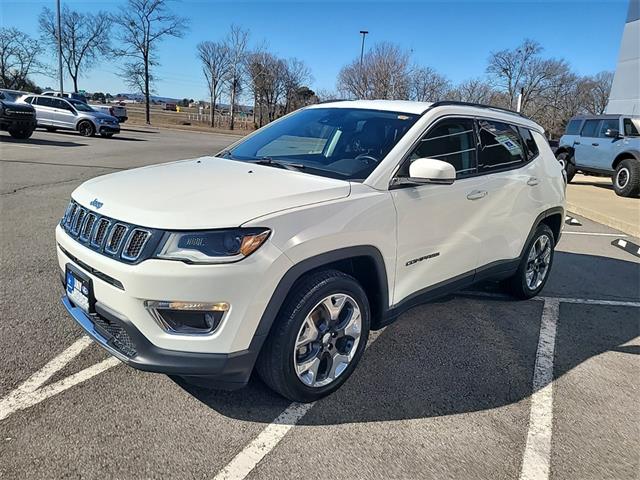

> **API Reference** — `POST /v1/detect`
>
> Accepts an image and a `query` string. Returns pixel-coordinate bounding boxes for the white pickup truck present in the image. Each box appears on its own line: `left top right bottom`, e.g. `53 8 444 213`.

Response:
90 103 128 123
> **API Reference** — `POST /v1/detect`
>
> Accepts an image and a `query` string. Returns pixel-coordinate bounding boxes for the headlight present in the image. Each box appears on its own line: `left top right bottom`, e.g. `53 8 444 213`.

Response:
156 228 270 263
95 118 105 123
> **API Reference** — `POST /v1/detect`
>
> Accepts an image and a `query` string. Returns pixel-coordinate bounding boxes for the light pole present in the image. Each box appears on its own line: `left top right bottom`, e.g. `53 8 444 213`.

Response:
56 0 64 94
359 30 368 65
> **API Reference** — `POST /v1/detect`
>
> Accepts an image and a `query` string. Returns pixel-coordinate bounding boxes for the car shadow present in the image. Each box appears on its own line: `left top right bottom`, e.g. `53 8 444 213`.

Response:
176 251 639 425
571 180 613 191
0 136 87 147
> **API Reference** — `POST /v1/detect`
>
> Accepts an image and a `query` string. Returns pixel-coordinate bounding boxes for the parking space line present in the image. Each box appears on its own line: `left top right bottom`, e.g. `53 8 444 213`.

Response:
519 298 560 480
212 329 385 480
550 297 640 308
562 232 627 237
0 337 119 422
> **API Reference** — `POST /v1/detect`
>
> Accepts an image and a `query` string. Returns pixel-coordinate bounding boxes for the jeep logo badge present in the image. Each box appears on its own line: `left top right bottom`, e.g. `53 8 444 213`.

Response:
90 198 103 209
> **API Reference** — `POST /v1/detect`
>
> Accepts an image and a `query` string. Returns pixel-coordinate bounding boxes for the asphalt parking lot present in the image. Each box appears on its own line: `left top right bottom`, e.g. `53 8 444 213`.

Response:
1 127 639 479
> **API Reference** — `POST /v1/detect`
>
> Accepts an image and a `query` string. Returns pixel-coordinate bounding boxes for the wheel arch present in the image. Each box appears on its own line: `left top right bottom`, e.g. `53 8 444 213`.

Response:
520 207 565 257
76 118 96 131
254 246 390 345
612 150 640 170
555 146 574 161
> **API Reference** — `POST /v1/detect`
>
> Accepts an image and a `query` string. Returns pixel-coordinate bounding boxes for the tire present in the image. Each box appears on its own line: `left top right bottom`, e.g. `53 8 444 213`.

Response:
256 269 371 402
506 224 555 300
77 120 95 137
8 126 35 139
613 159 640 198
556 151 575 183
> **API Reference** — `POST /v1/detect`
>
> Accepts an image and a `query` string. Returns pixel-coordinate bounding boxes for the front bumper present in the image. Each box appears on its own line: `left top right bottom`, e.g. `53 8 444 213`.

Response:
61 295 258 388
98 124 120 134
0 117 37 130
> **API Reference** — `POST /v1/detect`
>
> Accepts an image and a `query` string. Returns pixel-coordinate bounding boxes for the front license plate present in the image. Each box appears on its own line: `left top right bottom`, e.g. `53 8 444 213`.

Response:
65 265 93 313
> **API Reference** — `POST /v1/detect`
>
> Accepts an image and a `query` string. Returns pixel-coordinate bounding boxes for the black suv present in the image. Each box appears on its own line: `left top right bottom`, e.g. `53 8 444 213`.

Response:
0 89 37 139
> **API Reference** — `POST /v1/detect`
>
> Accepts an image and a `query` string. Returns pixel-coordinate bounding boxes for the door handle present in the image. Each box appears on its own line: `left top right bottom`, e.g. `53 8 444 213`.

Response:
592 143 599 146
467 190 488 200
527 177 539 186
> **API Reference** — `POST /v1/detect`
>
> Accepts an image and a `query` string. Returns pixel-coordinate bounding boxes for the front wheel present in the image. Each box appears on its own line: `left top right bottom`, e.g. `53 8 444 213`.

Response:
613 159 640 197
77 120 95 137
8 126 35 139
256 270 371 402
506 224 555 299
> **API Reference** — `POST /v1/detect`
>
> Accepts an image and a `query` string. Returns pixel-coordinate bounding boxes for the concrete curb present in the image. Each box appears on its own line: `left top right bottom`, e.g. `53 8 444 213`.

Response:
567 201 640 238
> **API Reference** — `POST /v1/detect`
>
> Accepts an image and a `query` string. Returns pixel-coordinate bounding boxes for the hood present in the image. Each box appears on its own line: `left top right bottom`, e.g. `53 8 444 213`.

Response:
72 157 351 229
90 110 118 121
2 100 35 115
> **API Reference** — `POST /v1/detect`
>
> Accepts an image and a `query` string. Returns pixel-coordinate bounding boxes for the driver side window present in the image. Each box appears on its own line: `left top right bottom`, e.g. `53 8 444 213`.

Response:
408 117 478 177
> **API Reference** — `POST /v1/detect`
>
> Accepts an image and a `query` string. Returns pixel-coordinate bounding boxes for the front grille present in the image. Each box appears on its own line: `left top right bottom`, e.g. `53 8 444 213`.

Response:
92 218 110 247
80 213 96 241
122 229 150 261
59 200 160 264
105 224 127 254
91 314 137 357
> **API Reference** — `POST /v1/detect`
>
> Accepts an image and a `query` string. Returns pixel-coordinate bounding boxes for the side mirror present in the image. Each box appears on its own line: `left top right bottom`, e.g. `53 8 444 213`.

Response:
408 158 456 185
604 128 621 138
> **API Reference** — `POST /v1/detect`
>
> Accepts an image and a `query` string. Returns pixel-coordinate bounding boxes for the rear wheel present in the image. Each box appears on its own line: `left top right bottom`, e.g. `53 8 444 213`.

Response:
77 120 95 137
256 270 370 402
556 151 575 183
8 126 34 139
506 224 555 299
613 159 640 197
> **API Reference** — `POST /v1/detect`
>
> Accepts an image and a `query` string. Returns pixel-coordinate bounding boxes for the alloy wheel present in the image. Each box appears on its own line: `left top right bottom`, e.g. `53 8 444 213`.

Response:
616 167 630 189
293 293 362 388
525 234 552 290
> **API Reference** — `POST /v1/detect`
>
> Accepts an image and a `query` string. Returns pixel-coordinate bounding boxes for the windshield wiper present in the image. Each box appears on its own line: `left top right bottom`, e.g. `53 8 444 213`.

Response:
249 157 306 172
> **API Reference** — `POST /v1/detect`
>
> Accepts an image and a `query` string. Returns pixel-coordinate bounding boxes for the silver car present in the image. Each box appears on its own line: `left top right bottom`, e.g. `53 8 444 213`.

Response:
19 95 120 138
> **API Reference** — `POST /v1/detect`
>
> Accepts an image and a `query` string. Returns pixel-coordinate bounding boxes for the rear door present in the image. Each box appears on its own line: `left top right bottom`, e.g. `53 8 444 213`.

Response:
595 118 622 170
574 119 602 169
473 118 542 269
32 96 55 126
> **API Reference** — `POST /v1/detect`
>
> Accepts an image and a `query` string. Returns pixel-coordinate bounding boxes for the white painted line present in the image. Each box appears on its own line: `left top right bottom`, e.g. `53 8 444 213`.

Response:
519 298 560 480
562 232 627 237
548 297 640 308
213 329 385 480
617 239 628 248
0 357 119 421
19 337 93 394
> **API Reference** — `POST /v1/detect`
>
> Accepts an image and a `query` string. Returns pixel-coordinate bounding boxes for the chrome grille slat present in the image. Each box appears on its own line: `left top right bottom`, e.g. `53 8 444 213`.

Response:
60 200 155 263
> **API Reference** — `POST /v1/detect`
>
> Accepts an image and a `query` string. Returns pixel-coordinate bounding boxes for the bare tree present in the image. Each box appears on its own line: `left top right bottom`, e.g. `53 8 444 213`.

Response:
112 0 187 124
226 25 249 130
409 66 450 102
338 42 410 100
579 71 614 115
197 41 230 127
282 57 311 113
39 6 111 93
0 28 44 90
450 78 503 105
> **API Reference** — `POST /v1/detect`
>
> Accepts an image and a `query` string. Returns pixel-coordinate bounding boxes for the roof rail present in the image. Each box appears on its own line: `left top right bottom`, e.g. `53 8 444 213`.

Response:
428 100 529 119
317 98 351 104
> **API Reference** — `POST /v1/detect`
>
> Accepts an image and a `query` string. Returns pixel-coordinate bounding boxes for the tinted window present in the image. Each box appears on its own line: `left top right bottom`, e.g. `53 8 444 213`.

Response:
23 96 34 104
518 127 539 159
624 118 640 137
37 97 56 107
565 119 582 135
53 98 71 110
581 119 600 137
599 119 619 137
408 118 477 176
477 119 525 171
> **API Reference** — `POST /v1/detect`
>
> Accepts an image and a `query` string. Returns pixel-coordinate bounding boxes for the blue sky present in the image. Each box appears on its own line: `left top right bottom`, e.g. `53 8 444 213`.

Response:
1 0 629 100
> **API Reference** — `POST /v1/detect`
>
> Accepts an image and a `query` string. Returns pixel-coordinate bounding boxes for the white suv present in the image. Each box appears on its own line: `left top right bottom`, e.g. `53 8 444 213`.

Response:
57 100 565 402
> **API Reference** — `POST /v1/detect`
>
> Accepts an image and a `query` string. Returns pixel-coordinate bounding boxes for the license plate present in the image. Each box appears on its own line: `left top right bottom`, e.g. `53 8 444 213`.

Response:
65 265 93 313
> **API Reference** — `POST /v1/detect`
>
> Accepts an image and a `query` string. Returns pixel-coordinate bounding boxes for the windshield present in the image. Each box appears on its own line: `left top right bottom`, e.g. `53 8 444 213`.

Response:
225 107 419 180
69 100 95 112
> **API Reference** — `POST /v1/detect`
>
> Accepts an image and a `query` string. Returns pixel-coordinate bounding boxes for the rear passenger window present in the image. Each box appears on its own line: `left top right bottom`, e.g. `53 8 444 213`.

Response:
624 118 639 137
598 119 619 137
477 119 525 171
408 117 477 177
580 120 600 137
518 127 539 160
37 97 55 108
565 119 582 135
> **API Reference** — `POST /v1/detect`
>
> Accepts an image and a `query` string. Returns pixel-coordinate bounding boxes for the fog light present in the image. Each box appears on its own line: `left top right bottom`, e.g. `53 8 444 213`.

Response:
145 300 229 334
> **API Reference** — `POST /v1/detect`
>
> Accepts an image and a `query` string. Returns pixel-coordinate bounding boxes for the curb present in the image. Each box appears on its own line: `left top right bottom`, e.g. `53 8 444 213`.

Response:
566 201 640 238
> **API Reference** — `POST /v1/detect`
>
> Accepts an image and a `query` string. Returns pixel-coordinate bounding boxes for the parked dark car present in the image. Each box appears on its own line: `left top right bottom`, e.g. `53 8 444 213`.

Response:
0 89 37 139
